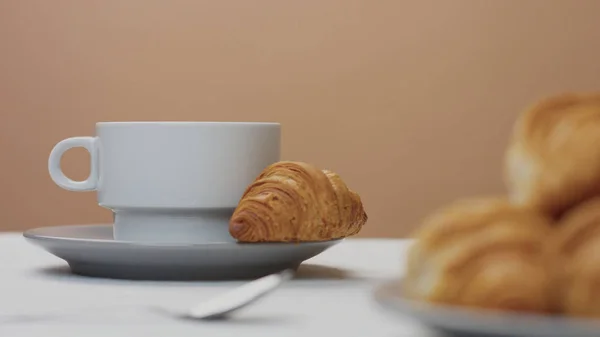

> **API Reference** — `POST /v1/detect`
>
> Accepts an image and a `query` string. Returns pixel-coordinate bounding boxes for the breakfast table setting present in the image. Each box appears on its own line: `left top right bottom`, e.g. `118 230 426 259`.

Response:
1 121 427 336
4 91 600 336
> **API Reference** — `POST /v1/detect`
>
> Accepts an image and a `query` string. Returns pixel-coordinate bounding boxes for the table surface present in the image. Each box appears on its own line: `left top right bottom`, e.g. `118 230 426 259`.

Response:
0 233 439 337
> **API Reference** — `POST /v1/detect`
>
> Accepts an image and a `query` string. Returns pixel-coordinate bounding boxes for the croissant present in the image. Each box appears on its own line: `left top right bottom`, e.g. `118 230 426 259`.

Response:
229 161 368 242
504 92 600 217
405 197 554 313
549 197 600 318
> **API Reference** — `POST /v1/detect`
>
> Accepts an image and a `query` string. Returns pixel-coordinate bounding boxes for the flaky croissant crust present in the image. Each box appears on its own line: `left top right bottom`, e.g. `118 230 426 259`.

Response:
229 161 367 242
550 197 600 317
406 198 554 313
504 92 600 216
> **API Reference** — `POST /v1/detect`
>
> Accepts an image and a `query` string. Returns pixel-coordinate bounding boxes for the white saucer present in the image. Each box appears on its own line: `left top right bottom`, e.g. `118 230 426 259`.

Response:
373 279 600 337
23 224 341 281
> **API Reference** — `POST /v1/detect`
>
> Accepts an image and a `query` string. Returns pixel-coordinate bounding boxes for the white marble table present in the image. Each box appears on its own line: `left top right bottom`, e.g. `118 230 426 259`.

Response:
0 233 437 336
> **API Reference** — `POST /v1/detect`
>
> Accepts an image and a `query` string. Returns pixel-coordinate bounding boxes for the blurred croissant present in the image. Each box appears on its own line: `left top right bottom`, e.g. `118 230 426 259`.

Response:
550 197 600 318
405 198 554 313
504 92 600 217
229 161 368 242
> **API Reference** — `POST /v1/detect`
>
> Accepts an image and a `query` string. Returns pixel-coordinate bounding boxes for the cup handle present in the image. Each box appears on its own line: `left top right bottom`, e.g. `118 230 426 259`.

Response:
48 137 99 191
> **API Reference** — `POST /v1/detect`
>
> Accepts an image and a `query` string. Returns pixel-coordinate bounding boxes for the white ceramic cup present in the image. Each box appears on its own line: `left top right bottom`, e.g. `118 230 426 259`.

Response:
48 122 281 244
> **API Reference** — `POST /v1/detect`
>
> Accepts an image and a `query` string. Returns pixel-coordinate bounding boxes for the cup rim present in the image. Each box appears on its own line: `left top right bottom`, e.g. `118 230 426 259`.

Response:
96 121 280 126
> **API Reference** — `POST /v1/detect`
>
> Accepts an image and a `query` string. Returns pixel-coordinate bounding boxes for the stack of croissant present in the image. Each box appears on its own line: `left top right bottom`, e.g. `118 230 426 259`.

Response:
405 92 600 318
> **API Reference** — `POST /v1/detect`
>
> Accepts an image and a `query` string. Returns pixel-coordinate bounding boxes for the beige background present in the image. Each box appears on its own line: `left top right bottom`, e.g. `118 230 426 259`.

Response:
1 1 600 237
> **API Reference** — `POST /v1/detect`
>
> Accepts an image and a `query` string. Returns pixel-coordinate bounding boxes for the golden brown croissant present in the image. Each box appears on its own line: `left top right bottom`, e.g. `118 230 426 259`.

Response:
549 197 600 318
405 197 554 313
228 161 367 242
504 92 600 217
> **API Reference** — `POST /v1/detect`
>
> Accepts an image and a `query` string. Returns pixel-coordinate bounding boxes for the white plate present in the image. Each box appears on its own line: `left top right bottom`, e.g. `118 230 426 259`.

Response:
373 278 600 337
24 224 341 281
